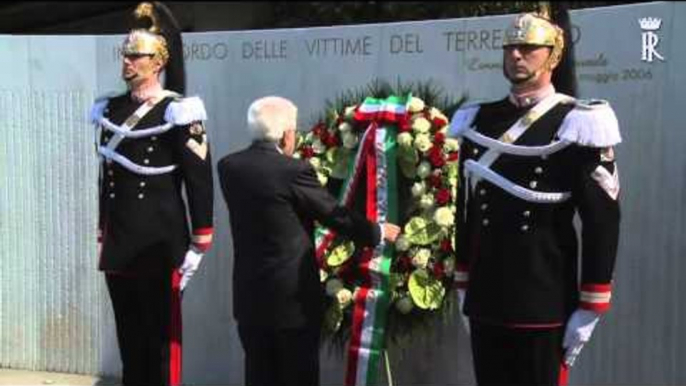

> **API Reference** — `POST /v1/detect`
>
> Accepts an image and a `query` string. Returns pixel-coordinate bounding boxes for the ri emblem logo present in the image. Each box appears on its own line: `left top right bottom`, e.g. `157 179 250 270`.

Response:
639 17 665 63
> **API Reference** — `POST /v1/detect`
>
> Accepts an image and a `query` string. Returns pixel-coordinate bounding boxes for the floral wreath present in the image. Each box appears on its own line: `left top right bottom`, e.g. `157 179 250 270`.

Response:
295 82 463 349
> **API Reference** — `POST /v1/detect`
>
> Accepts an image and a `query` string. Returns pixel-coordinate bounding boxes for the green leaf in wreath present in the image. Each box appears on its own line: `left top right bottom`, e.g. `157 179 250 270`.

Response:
404 217 441 246
398 146 418 163
399 158 417 179
326 108 340 124
325 147 337 164
397 147 419 179
331 148 352 179
446 162 459 187
326 241 355 267
408 269 445 310
389 272 405 291
316 171 328 186
323 301 344 332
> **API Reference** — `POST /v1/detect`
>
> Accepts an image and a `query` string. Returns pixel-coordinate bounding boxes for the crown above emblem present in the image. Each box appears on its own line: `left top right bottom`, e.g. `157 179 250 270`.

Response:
639 17 662 31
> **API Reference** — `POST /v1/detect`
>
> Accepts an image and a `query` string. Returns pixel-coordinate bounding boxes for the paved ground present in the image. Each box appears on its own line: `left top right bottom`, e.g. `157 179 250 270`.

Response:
0 369 119 386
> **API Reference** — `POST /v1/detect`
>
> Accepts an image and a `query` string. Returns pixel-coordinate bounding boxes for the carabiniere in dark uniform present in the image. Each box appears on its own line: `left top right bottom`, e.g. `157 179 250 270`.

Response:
450 95 621 325
89 3 213 385
93 93 213 272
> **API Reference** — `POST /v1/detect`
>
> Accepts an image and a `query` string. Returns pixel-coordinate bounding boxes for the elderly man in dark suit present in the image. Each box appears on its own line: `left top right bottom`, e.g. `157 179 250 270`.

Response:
217 96 400 386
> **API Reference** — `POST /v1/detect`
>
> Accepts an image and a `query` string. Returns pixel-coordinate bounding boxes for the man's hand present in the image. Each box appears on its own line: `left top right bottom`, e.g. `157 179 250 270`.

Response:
563 309 601 367
382 223 401 243
457 288 470 334
179 248 204 292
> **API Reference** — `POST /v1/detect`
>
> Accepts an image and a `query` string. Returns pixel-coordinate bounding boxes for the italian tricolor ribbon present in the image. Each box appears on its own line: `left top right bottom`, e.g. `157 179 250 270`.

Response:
313 95 407 385
345 121 399 386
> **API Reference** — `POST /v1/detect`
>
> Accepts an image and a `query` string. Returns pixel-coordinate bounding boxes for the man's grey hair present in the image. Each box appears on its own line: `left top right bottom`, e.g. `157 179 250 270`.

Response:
247 96 298 142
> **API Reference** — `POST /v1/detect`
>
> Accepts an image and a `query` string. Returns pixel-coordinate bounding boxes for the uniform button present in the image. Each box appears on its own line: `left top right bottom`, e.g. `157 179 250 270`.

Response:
147 147 154 153
109 182 115 187
109 193 115 199
521 224 529 232
541 154 548 160
482 219 490 226
139 181 146 187
480 203 488 210
143 159 150 165
479 189 487 196
151 136 158 141
473 148 479 155
108 170 113 176
523 210 531 217
138 193 145 199
535 166 544 174
529 181 538 189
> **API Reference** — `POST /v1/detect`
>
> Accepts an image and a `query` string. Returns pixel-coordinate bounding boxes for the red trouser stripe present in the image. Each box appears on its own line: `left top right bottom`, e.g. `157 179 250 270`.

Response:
169 270 182 386
559 363 569 386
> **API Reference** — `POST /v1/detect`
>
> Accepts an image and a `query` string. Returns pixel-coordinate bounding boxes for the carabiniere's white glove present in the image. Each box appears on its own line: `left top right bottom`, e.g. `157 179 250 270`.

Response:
562 309 601 367
457 289 470 335
179 247 204 292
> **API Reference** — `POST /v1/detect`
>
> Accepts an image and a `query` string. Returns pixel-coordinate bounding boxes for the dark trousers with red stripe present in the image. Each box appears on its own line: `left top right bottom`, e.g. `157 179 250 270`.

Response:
106 267 182 386
237 324 320 386
470 321 566 386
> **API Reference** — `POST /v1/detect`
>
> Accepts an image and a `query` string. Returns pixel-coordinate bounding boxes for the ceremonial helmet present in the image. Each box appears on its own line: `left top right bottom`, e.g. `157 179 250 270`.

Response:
122 2 186 94
503 2 577 96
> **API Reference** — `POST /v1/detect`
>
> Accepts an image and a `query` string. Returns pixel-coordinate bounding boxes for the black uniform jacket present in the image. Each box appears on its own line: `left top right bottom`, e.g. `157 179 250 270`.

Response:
452 97 621 325
93 93 214 272
217 141 381 329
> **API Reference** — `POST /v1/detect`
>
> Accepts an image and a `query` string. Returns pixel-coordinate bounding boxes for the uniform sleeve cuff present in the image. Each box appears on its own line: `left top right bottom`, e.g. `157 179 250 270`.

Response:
192 227 213 252
579 283 612 313
454 263 469 289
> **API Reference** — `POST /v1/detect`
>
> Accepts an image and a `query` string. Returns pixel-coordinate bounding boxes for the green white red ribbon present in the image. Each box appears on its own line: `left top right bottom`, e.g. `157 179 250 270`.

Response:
354 95 409 123
313 95 406 386
345 96 403 386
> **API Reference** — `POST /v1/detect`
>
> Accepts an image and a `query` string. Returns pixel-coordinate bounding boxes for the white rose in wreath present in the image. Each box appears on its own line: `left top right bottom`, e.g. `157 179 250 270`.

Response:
342 132 359 149
444 138 459 152
397 132 414 148
434 207 455 227
336 288 353 307
417 161 432 179
312 139 326 154
420 194 435 209
338 121 352 133
408 97 426 113
411 182 426 197
414 134 433 153
412 248 431 269
412 117 432 134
